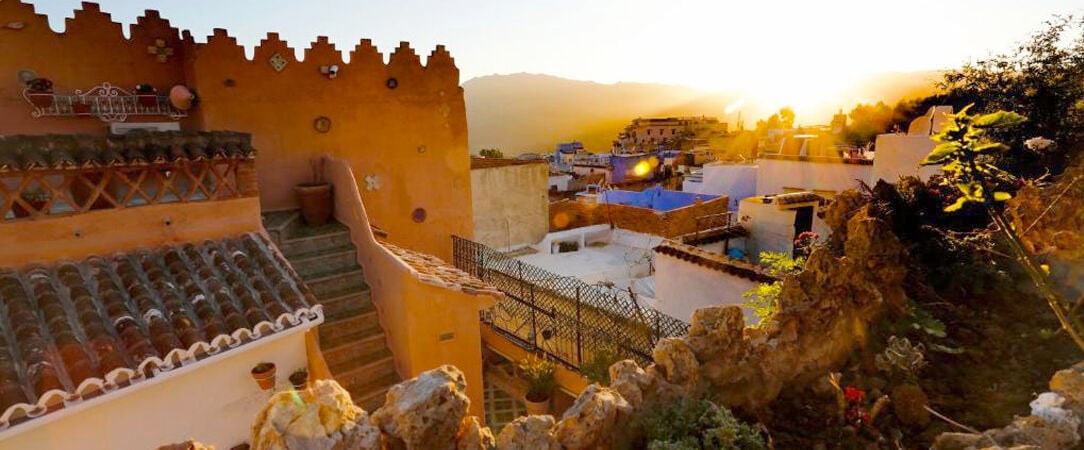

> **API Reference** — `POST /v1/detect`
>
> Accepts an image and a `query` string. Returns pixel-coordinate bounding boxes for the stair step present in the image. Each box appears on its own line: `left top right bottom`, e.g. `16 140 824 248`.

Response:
295 256 362 283
278 229 353 258
320 317 385 350
322 290 373 323
323 331 388 370
287 245 358 276
352 372 401 412
305 268 366 300
320 308 382 343
335 355 398 398
328 346 393 376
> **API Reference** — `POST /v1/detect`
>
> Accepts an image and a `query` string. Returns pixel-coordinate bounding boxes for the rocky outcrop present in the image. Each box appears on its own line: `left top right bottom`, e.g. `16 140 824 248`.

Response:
250 379 381 450
1009 158 1084 261
628 204 908 410
494 415 559 450
932 362 1084 450
371 365 472 450
456 416 495 450
552 385 631 449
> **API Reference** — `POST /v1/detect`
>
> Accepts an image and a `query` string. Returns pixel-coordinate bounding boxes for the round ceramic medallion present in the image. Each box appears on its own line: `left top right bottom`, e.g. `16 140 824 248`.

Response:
386 77 398 89
412 207 426 223
314 116 331 133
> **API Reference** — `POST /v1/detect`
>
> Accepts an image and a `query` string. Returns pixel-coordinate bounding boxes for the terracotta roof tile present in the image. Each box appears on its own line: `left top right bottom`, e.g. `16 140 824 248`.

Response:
0 131 254 173
0 232 321 428
654 241 778 283
381 241 503 298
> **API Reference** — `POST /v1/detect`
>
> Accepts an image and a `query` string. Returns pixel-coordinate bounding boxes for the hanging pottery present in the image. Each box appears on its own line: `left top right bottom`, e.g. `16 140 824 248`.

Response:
169 85 195 110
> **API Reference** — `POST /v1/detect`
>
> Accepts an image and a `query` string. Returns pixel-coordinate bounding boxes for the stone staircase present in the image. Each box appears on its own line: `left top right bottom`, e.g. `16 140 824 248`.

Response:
263 211 401 411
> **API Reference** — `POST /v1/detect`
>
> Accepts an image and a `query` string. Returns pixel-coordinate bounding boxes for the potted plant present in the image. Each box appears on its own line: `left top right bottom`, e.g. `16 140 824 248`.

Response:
12 188 51 218
289 368 308 390
250 362 276 390
295 157 333 226
135 84 158 108
518 357 557 415
26 78 54 109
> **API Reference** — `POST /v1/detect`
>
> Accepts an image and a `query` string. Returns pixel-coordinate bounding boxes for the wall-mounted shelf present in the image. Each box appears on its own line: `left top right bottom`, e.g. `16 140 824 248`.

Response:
22 82 187 123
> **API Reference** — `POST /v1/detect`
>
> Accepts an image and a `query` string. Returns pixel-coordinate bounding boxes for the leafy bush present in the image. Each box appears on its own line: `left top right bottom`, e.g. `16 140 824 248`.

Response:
518 357 557 401
580 347 620 386
742 251 804 323
641 398 766 450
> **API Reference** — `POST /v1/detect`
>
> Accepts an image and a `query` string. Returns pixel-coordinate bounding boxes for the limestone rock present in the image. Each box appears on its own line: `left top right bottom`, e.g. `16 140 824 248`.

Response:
157 440 215 450
371 365 470 450
456 416 495 450
685 305 746 361
494 415 558 450
651 337 699 388
608 360 649 408
1050 362 1084 409
553 385 631 449
250 379 380 450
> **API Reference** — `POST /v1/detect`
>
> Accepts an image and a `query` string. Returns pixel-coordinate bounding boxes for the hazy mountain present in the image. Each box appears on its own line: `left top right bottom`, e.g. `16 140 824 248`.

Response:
463 72 942 155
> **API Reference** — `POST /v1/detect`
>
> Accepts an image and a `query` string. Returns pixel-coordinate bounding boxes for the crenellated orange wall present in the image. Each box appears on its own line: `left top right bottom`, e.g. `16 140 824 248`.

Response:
0 1 471 259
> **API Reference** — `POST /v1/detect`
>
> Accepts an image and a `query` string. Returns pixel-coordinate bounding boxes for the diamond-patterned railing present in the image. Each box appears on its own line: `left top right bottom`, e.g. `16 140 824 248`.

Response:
1 160 256 221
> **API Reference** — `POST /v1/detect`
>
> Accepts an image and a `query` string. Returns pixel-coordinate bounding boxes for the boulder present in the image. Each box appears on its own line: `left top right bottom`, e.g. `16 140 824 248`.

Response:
651 337 699 388
250 379 380 450
371 365 470 450
553 385 631 449
456 416 495 450
494 415 558 450
608 360 649 408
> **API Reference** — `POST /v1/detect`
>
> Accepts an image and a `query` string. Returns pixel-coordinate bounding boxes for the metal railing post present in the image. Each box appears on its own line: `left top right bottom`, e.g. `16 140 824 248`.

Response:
575 286 583 367
530 282 538 349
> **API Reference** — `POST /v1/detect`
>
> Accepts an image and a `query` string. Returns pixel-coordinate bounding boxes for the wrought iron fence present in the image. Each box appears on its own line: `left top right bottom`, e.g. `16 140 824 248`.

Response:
452 235 689 368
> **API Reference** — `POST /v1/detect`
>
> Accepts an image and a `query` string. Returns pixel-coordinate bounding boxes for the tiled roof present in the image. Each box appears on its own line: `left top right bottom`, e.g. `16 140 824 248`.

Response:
654 241 778 283
469 157 547 170
0 131 254 173
381 241 504 298
0 233 322 428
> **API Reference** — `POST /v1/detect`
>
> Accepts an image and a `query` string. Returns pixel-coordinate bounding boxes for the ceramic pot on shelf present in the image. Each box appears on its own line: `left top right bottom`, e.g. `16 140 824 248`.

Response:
250 362 276 391
295 183 332 226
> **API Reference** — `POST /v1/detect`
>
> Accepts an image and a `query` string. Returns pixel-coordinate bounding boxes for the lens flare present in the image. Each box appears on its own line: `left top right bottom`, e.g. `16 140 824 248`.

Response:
633 160 652 177
724 99 746 114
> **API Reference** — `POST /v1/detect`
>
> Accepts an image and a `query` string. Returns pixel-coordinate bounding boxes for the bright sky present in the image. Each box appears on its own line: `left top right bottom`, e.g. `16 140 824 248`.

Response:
31 0 1083 110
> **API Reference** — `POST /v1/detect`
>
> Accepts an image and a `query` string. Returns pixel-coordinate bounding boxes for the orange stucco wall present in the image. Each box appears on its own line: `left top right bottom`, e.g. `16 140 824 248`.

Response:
0 1 471 259
327 157 492 418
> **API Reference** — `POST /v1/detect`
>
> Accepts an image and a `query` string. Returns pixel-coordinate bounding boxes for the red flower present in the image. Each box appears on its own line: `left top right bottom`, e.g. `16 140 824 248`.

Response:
844 386 866 404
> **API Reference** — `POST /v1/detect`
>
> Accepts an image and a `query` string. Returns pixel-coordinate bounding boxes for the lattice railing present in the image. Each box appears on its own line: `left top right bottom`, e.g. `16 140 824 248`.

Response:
453 235 689 368
1 160 256 221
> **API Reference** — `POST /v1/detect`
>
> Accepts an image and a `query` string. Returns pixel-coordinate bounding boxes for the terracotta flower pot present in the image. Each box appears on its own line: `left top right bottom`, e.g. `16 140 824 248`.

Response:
289 370 308 390
524 394 550 415
28 93 53 109
251 363 276 390
295 183 333 226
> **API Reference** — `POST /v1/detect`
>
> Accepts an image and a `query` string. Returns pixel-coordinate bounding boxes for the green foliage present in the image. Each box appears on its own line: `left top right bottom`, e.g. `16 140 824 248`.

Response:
742 252 805 324
875 336 927 382
920 105 1022 212
580 347 620 386
641 398 766 450
479 148 504 158
518 357 557 401
842 101 913 145
921 16 1084 176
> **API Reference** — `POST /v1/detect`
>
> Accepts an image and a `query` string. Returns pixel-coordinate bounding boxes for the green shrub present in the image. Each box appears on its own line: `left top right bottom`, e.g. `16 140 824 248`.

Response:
641 398 766 450
580 347 620 386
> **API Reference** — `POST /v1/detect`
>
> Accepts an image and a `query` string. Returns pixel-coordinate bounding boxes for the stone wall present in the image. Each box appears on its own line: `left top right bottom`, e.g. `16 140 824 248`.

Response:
549 195 730 238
